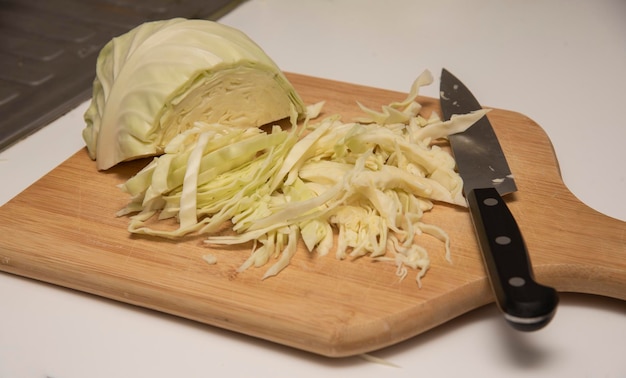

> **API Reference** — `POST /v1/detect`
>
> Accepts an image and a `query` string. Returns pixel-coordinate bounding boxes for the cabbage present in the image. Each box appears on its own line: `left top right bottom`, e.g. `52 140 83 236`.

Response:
117 70 487 285
83 18 306 170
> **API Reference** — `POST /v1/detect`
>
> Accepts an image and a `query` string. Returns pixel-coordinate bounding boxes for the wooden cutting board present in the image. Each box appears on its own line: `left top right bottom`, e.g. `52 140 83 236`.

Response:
0 73 624 357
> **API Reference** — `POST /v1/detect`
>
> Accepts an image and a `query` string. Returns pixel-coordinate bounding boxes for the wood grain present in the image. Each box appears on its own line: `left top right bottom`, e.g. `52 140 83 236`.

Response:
0 73 624 357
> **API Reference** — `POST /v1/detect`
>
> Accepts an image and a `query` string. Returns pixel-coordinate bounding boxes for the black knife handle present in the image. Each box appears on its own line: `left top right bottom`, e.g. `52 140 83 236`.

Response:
467 187 558 331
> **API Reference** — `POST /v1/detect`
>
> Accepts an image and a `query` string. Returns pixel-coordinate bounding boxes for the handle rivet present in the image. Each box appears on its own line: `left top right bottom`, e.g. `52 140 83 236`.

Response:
483 198 499 206
495 236 511 245
509 277 526 287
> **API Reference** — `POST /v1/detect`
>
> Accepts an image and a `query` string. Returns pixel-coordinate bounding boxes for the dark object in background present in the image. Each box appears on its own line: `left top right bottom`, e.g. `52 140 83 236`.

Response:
0 0 246 152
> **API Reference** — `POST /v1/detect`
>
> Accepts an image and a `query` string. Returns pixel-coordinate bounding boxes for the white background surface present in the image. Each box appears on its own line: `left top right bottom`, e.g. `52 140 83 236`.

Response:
1 0 624 377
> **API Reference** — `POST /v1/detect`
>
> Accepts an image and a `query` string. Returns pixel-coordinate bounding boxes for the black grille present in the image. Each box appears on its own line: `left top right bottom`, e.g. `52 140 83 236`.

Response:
0 0 245 151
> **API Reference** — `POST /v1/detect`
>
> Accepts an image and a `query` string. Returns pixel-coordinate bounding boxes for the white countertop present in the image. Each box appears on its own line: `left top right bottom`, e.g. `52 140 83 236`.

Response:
1 1 624 377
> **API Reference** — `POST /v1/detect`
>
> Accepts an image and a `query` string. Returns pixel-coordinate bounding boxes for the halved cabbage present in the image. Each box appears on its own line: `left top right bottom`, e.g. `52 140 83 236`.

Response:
83 18 306 170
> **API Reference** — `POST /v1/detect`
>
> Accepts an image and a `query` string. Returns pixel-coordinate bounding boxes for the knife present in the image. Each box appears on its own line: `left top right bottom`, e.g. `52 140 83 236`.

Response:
439 68 558 331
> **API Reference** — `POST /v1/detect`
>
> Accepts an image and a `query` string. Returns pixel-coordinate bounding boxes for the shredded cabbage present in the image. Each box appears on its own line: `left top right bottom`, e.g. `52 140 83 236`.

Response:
117 70 487 285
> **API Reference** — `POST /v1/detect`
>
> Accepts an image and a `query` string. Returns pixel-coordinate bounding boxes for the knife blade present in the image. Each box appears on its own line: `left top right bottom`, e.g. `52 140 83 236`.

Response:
440 68 558 331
